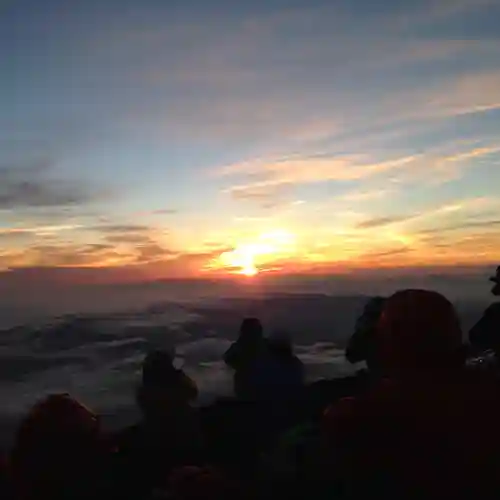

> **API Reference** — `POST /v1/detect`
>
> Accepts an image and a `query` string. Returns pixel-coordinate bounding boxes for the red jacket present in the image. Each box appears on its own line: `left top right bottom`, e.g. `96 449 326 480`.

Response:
322 372 500 499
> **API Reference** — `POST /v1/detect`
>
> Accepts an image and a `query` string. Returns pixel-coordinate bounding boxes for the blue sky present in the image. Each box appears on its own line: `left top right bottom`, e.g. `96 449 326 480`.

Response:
1 0 500 279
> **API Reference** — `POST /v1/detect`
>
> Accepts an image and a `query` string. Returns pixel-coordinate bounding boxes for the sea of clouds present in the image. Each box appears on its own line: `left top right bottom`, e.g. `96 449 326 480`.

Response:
0 280 492 446
0 294 365 441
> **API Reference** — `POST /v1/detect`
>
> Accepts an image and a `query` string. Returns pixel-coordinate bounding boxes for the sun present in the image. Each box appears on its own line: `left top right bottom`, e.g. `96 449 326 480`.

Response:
215 229 295 276
221 245 261 276
241 263 258 277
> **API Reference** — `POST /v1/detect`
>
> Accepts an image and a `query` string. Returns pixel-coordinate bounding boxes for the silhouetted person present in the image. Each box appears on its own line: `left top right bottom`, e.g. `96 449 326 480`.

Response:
112 350 202 498
298 297 386 424
140 349 198 402
224 318 267 399
10 394 108 500
254 331 304 401
345 296 386 375
469 266 500 358
321 290 500 498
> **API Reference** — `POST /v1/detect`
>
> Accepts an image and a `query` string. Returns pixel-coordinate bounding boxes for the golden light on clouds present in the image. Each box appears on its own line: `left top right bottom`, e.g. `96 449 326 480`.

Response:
212 229 296 276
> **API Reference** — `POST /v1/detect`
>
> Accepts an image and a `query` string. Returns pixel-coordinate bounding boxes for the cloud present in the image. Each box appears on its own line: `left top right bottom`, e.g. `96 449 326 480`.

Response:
341 188 394 202
391 145 500 186
356 216 409 229
0 160 99 210
0 230 34 240
4 243 123 269
0 224 81 244
355 198 500 233
421 219 500 236
105 233 153 244
391 0 497 29
222 144 495 203
92 224 152 234
132 3 500 140
437 146 500 165
0 232 172 270
221 154 418 199
357 246 414 261
151 209 177 215
134 242 176 264
86 223 174 264
388 71 500 123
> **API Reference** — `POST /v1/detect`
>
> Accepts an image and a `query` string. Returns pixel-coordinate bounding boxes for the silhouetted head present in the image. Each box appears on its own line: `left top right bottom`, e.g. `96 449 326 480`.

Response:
142 349 176 387
137 350 195 421
490 266 500 296
346 296 386 373
239 317 263 340
11 394 103 499
377 289 463 379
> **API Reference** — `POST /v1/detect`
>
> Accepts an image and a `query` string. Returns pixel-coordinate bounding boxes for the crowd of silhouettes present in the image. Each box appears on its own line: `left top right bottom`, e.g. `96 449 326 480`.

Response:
1 266 500 499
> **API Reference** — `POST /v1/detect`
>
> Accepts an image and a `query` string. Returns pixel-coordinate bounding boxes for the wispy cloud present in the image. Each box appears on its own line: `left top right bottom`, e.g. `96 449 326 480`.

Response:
391 0 497 29
355 197 500 231
356 216 410 230
340 188 395 202
3 1 500 279
0 224 82 244
222 154 417 196
385 71 500 123
393 145 500 185
0 159 105 212
90 224 152 234
222 142 499 202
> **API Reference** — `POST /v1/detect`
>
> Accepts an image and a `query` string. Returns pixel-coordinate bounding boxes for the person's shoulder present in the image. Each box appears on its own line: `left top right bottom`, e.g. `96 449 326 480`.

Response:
485 302 500 315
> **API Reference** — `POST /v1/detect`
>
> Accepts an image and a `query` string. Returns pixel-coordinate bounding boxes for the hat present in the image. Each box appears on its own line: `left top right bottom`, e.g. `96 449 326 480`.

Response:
489 266 500 283
240 317 263 336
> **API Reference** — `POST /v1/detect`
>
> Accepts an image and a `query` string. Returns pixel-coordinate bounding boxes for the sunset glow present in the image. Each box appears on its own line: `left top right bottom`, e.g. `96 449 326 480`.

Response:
214 230 296 276
2 0 500 285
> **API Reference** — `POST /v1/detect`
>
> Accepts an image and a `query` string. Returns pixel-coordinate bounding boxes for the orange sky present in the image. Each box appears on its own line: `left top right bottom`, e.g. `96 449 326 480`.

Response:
2 0 500 282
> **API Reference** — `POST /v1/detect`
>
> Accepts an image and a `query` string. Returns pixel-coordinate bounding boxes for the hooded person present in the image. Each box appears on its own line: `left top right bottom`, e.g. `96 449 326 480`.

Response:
469 265 500 358
9 393 108 500
112 350 203 498
321 290 500 498
224 318 268 399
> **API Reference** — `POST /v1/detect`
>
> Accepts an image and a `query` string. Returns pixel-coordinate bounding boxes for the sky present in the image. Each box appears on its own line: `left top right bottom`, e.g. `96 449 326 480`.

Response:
2 0 500 283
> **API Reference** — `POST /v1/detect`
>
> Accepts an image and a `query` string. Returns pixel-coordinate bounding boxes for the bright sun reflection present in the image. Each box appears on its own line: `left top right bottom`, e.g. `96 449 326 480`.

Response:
217 229 295 276
242 264 258 277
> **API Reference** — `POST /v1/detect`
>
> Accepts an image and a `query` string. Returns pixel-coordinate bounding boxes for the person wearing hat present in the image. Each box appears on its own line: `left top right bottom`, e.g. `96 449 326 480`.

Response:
469 266 500 358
